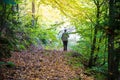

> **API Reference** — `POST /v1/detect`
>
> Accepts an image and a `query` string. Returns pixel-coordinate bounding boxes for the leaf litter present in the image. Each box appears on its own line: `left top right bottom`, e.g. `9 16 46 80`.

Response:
0 49 94 80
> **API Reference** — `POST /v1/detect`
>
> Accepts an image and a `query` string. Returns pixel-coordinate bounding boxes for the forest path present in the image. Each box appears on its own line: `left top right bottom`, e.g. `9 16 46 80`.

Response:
1 49 94 80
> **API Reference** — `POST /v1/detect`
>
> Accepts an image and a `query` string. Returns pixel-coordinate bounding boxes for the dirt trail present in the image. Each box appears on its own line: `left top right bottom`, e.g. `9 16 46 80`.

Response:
0 49 94 80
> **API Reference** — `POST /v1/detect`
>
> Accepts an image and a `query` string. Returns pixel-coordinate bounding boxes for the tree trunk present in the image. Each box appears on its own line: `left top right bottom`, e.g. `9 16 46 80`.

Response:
108 29 115 80
16 4 19 19
32 0 35 26
108 0 120 79
88 26 97 67
88 3 100 67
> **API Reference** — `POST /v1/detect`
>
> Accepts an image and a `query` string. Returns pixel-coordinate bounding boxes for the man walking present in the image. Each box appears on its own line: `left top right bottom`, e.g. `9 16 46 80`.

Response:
61 29 69 51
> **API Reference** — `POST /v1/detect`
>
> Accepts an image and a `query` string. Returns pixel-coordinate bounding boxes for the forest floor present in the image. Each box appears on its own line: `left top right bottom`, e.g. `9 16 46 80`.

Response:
0 49 94 80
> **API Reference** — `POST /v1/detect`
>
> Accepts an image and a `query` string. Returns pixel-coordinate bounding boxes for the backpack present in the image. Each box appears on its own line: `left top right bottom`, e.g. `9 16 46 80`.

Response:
61 32 69 41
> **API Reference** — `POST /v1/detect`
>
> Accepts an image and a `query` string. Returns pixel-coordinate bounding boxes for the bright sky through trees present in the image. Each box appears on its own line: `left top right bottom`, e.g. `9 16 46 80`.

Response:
38 4 80 45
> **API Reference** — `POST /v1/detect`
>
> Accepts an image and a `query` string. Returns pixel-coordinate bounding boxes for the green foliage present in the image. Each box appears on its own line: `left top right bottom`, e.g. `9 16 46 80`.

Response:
3 0 16 4
0 61 5 68
65 52 85 68
0 37 12 58
94 73 107 80
84 63 108 80
6 61 15 68
0 0 18 58
69 77 81 80
0 61 15 68
71 41 91 59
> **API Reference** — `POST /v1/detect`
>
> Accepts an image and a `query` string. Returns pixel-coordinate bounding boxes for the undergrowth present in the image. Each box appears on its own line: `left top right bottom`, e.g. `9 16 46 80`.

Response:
65 51 108 80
